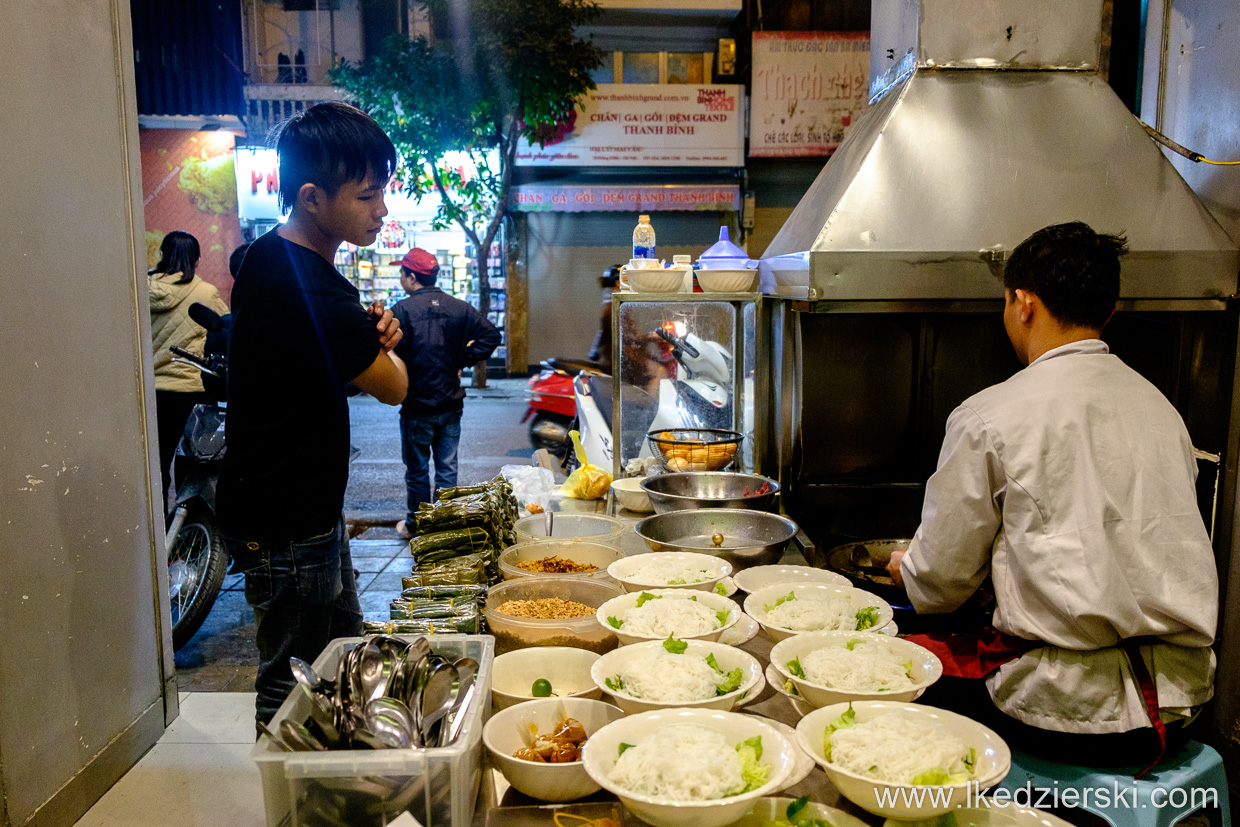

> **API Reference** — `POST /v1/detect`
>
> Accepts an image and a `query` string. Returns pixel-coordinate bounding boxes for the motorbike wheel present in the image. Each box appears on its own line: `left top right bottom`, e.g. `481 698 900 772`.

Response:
168 503 228 651
529 412 573 459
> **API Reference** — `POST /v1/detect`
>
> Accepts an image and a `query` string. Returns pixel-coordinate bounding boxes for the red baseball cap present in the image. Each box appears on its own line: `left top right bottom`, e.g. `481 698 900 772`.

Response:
398 248 440 276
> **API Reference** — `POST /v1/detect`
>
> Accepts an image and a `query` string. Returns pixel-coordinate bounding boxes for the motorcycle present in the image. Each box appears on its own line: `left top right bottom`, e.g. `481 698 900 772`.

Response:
165 302 230 650
522 357 604 458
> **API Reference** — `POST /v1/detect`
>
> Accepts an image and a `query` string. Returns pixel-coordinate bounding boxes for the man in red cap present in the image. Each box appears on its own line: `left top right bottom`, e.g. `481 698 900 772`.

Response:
392 248 501 539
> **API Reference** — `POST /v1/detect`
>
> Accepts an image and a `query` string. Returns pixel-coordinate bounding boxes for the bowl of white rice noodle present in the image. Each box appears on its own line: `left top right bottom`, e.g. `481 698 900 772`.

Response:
607 551 733 593
769 630 942 707
595 588 742 645
591 638 763 713
794 701 1011 819
744 582 894 642
582 708 798 827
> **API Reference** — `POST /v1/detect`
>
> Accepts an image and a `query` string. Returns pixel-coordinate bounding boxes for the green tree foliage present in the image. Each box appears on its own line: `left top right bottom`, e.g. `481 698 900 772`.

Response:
332 0 603 380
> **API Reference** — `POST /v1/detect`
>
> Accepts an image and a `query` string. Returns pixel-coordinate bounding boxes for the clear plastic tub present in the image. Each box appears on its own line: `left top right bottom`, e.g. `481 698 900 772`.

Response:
484 576 623 655
513 513 627 548
252 634 494 827
499 540 625 582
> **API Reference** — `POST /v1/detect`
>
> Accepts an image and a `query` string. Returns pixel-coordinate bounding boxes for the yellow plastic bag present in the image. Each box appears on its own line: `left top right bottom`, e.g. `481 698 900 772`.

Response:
559 430 613 500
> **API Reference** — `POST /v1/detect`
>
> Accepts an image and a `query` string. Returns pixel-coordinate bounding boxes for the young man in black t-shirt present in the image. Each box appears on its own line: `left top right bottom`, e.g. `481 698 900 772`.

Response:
217 102 409 725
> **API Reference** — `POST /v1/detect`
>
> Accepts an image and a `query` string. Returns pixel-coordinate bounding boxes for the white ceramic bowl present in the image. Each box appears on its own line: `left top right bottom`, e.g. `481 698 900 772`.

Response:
744 583 894 643
697 257 756 270
491 646 604 710
733 797 870 827
582 708 798 827
610 477 654 513
732 564 850 593
769 630 942 708
498 540 626 583
591 638 762 714
483 697 626 801
607 551 733 593
795 701 1011 819
596 588 742 645
697 268 759 293
627 268 683 293
766 663 816 718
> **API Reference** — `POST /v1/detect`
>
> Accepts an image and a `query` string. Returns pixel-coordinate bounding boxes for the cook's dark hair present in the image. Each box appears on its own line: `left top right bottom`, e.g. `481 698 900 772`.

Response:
151 231 200 284
275 101 398 212
1004 221 1127 330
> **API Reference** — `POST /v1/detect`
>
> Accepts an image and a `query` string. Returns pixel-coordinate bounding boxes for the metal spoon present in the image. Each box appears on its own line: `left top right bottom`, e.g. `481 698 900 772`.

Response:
290 656 328 697
279 718 328 751
366 697 415 735
355 640 390 705
418 661 459 746
367 711 411 748
438 664 479 746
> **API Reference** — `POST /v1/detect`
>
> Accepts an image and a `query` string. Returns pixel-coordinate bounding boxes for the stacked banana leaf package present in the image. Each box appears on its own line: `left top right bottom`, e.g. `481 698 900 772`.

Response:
376 474 517 635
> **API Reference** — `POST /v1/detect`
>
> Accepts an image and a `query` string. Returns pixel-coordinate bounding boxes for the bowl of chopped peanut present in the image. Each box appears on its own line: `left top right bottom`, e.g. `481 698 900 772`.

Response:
485 576 626 655
499 540 626 583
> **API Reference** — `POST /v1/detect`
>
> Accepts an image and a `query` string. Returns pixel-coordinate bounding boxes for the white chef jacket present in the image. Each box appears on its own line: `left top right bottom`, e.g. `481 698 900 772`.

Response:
900 339 1217 734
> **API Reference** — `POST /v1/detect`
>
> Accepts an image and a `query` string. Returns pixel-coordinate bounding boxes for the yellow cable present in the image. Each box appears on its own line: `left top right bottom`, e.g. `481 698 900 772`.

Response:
1200 157 1240 166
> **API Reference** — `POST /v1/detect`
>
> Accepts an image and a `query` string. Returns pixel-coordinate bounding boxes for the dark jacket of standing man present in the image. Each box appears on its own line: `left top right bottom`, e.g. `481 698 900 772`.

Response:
392 248 501 539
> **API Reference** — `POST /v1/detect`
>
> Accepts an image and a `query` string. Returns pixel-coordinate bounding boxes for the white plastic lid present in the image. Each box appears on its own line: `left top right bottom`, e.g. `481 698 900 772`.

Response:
672 255 691 264
699 226 747 259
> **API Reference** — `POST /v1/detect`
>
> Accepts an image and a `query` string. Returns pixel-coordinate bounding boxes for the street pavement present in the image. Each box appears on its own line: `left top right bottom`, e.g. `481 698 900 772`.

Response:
344 376 534 525
173 376 535 689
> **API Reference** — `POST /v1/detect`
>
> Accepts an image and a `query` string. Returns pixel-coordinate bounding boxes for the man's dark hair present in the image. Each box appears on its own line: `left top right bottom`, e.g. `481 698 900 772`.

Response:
151 231 200 284
274 101 398 212
401 265 439 287
228 242 252 279
1004 221 1127 330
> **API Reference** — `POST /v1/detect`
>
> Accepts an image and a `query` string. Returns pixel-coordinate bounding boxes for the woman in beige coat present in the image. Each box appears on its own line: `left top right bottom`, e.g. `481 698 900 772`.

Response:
149 231 228 512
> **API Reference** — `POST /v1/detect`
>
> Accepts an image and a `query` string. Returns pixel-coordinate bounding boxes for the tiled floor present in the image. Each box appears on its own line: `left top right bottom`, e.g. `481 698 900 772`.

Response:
173 539 411 691
74 692 267 827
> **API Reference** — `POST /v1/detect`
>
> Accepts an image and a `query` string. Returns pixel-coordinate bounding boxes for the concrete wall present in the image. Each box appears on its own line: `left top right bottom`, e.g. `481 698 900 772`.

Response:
1140 0 1240 788
0 1 171 825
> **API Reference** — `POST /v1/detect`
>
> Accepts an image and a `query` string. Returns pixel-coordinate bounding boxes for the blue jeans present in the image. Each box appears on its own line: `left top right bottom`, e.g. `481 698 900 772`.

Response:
221 517 362 725
400 409 462 524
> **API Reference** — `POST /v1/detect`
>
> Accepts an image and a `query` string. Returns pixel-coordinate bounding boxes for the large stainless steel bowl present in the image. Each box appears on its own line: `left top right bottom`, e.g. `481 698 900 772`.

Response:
640 472 780 514
633 508 798 570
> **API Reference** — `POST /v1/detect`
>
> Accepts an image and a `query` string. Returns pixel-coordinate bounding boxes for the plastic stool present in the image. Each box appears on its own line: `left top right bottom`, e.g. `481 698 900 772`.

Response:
994 741 1231 827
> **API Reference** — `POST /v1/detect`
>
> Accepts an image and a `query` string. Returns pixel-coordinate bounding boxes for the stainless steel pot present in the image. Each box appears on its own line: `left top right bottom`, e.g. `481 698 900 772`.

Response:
633 508 798 570
639 472 780 514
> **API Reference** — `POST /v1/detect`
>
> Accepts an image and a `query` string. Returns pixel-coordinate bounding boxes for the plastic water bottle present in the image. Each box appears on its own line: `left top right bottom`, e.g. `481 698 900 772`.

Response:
632 215 656 260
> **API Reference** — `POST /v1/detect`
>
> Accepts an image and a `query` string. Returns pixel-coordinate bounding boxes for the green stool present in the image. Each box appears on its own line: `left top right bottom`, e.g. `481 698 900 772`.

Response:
995 741 1231 827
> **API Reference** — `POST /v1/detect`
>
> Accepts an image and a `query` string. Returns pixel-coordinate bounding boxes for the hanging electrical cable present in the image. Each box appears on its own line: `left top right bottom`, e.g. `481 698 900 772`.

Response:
1139 121 1240 166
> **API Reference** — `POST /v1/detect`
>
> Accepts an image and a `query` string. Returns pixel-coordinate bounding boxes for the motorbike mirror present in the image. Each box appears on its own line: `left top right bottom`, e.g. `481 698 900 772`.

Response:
655 326 699 359
188 302 225 333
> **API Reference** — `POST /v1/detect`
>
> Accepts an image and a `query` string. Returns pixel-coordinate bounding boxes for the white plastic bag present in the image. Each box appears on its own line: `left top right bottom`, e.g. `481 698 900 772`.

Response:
501 464 557 515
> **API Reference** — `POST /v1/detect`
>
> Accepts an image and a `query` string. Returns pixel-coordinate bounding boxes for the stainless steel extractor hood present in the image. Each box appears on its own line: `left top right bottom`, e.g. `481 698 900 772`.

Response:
761 0 1239 303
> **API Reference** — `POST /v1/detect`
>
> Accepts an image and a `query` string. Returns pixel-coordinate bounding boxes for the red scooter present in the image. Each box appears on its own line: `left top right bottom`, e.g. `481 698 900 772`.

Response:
523 358 604 457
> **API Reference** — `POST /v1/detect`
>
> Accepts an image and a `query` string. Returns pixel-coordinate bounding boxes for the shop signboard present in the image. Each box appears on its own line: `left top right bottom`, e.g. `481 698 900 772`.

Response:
511 183 740 212
515 84 744 167
749 31 870 158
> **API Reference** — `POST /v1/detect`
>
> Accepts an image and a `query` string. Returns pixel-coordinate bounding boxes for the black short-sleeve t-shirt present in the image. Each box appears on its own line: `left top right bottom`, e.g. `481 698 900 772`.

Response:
217 229 380 540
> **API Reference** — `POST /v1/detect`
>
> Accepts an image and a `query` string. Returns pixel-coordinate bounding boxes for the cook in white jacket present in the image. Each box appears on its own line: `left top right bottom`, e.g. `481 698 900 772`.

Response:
888 222 1217 764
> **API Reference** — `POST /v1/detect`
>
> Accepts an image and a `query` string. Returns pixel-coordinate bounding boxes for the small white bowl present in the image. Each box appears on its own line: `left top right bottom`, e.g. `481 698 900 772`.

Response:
498 540 625 582
769 630 942 708
627 268 683 293
483 697 626 802
491 647 603 710
765 663 816 718
596 588 742 645
795 701 1011 819
607 551 733 593
732 564 850 593
582 708 798 827
591 638 762 714
610 477 654 513
733 797 870 827
744 583 894 643
697 268 759 293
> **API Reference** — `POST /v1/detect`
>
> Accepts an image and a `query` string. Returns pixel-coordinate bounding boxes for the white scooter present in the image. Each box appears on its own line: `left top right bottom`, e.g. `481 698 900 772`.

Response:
574 322 735 471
